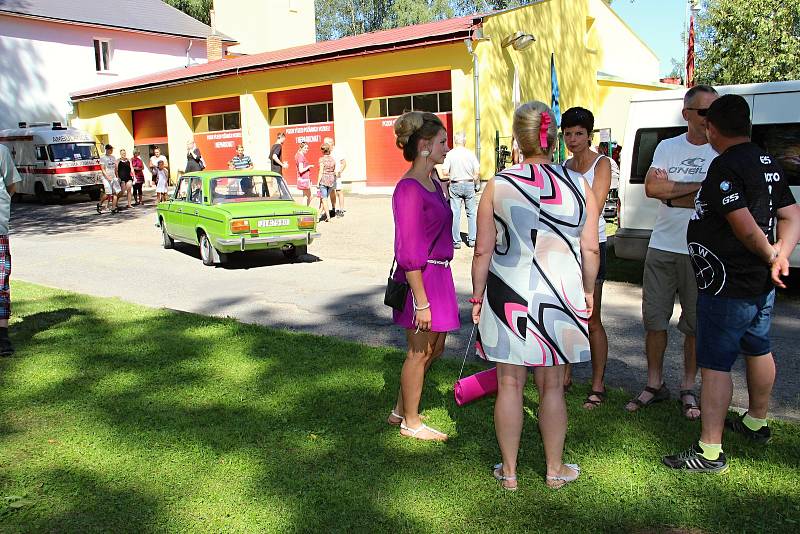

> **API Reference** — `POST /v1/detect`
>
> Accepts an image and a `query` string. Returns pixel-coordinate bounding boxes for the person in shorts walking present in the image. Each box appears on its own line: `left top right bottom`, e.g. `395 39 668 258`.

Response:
0 145 20 355
443 131 480 249
99 144 121 213
625 85 719 420
662 94 799 473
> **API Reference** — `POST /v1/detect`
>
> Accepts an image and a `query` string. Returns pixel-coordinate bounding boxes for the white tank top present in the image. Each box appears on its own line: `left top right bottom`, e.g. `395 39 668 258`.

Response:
566 155 607 243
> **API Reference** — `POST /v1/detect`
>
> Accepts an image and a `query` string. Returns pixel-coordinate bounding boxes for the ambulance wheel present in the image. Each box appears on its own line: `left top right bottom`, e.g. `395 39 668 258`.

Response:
34 182 50 204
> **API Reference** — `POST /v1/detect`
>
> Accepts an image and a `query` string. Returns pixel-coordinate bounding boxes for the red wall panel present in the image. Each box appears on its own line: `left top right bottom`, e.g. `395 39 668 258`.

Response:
132 107 167 144
191 97 240 116
267 86 333 108
268 123 335 185
193 130 243 171
364 112 452 186
363 71 451 99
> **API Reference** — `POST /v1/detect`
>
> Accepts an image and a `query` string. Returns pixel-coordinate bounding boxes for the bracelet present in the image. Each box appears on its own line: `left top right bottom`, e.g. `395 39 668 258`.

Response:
413 301 431 311
468 297 482 304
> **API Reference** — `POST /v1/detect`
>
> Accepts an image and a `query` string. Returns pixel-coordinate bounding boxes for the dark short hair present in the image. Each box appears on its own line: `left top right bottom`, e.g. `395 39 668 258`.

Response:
561 107 594 133
706 94 751 138
276 132 286 140
684 84 718 106
104 144 113 150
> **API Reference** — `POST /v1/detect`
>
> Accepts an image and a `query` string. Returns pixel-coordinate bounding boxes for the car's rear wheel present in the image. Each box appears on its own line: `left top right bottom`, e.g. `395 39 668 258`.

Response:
199 232 215 266
161 219 174 249
282 244 307 260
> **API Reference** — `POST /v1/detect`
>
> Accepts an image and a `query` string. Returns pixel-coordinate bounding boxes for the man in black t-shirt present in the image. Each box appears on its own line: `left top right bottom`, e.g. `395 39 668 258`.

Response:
663 95 800 474
269 132 289 175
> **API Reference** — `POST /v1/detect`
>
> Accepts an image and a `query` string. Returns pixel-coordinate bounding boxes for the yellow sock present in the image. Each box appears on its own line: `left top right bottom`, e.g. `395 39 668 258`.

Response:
698 440 722 461
743 413 767 432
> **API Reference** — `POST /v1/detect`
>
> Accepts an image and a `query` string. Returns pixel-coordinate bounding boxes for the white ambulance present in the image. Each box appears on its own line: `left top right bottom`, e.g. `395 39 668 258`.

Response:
0 122 104 201
615 80 800 267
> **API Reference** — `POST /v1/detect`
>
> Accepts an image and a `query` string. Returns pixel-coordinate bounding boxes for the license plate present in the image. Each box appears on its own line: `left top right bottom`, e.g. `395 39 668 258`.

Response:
258 218 290 228
64 186 81 192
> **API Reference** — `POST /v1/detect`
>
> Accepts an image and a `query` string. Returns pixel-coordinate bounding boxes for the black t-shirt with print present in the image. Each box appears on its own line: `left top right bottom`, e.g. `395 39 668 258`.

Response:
269 143 283 174
687 142 796 298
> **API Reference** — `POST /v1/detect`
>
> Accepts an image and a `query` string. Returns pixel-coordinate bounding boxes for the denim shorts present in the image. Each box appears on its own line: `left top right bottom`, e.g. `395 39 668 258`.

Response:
318 184 333 199
696 290 775 372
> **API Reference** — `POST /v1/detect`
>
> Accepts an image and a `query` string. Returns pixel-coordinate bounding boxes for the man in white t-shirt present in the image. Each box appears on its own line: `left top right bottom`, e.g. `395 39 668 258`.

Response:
98 144 121 213
625 85 719 420
443 131 480 248
324 136 347 217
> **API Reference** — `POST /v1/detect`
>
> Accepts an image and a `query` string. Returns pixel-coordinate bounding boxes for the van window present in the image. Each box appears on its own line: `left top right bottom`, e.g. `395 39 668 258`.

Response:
48 143 99 162
752 123 800 186
629 127 686 184
35 146 48 161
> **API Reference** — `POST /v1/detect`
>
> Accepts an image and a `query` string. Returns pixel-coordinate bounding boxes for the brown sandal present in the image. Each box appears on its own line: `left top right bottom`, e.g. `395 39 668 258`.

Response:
680 389 701 421
626 383 670 412
583 390 606 409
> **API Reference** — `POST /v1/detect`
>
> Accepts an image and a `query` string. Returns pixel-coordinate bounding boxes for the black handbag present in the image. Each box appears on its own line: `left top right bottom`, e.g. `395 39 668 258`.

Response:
384 259 409 311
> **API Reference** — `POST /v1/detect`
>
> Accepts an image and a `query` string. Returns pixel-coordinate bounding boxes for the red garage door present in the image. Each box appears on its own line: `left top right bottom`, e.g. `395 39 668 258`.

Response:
363 72 453 186
268 86 334 185
191 96 242 170
133 107 167 145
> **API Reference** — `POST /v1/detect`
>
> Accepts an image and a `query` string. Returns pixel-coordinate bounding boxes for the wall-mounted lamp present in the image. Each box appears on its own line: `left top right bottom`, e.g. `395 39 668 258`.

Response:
501 31 536 51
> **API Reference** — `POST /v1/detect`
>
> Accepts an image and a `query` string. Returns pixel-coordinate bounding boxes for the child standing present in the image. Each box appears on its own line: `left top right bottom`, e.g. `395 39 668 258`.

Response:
155 160 169 202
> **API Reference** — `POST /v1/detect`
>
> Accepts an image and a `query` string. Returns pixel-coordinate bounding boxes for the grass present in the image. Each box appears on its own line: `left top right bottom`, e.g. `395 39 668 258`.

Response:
1 282 799 533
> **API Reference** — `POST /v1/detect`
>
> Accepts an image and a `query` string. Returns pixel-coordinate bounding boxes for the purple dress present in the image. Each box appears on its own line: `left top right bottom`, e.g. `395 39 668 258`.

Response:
392 177 460 332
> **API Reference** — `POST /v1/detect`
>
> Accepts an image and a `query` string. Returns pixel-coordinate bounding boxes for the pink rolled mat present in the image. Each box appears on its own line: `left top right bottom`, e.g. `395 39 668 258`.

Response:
453 366 498 406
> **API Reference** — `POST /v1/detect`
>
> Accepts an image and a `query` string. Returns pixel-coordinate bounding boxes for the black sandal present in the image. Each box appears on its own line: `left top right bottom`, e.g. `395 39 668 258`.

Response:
679 389 701 421
583 390 606 409
626 383 670 411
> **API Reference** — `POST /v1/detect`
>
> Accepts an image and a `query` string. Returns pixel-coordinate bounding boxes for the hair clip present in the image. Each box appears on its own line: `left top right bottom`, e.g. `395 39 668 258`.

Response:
539 112 551 149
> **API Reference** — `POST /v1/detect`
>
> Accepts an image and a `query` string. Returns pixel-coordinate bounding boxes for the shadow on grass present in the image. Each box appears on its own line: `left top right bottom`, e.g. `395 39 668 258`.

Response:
1 283 798 532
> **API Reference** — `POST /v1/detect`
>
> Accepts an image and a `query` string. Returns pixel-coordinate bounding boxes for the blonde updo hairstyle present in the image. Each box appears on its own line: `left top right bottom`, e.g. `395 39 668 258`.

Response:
394 111 445 162
513 101 558 159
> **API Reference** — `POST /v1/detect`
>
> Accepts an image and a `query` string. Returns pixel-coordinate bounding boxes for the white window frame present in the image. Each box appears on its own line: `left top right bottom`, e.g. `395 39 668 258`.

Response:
93 38 113 73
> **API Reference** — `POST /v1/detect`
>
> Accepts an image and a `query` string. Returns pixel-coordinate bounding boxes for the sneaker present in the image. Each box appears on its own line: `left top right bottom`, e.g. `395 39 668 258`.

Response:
0 337 14 357
467 241 475 248
329 209 336 218
336 210 344 217
726 413 772 444
662 443 729 473
453 242 462 249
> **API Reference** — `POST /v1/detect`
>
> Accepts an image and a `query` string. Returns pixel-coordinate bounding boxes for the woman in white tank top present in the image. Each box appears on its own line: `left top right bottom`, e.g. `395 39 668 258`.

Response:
561 107 612 410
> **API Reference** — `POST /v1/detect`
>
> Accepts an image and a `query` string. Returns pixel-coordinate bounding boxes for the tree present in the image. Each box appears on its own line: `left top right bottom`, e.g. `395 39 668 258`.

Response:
164 0 212 26
696 0 800 84
314 0 522 41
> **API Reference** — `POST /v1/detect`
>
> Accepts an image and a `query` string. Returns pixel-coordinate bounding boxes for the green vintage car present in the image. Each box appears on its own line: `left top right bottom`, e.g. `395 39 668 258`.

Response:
156 170 320 265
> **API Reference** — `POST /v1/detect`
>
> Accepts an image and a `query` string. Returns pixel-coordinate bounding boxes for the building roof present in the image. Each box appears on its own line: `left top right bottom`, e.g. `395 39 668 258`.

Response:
0 0 234 42
70 14 482 101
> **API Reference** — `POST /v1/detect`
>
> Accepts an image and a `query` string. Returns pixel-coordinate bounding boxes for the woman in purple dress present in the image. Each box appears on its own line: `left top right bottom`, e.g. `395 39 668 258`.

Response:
387 111 460 441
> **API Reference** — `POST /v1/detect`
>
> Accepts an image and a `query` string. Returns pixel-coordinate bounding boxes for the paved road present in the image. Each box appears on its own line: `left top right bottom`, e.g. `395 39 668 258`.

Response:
10 192 800 420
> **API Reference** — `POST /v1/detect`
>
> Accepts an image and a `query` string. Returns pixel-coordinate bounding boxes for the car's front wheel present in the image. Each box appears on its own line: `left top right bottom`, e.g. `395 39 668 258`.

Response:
161 219 174 249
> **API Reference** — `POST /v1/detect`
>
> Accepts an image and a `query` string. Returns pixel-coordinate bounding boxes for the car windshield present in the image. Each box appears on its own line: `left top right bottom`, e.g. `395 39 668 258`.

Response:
210 175 292 204
47 143 99 162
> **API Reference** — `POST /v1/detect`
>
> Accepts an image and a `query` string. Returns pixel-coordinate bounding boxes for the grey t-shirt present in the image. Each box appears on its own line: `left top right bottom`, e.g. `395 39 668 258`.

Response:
0 144 22 234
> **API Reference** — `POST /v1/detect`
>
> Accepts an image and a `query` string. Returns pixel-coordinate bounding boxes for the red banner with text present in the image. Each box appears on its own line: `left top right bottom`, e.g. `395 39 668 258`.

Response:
268 122 335 185
364 113 452 186
193 130 243 171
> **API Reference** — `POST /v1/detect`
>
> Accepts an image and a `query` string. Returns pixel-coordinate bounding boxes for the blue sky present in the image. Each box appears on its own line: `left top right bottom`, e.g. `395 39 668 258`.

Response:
612 0 690 76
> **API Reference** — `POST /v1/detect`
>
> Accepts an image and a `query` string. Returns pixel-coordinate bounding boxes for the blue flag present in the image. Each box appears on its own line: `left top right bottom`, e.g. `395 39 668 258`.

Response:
550 53 565 162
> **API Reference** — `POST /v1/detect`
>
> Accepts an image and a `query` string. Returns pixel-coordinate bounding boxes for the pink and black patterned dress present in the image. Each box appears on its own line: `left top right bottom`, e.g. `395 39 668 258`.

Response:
476 163 590 366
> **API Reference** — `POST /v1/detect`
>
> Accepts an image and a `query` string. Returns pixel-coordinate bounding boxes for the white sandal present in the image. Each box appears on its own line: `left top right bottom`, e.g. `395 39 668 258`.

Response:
493 463 518 491
399 422 447 441
545 463 580 489
387 410 404 426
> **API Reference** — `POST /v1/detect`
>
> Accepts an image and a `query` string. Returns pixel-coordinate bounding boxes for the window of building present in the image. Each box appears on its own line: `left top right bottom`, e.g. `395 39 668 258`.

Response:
93 39 112 72
192 112 241 133
269 102 334 126
364 91 452 118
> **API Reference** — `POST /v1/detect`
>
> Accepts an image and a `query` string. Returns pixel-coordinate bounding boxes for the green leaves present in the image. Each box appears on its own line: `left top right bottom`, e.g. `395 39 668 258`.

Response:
696 0 800 84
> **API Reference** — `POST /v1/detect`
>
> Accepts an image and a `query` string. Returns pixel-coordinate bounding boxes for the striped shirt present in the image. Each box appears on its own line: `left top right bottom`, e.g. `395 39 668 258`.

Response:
230 155 253 169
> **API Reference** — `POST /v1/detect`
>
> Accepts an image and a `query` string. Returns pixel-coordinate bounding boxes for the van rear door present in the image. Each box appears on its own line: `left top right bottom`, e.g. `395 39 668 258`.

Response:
752 91 800 267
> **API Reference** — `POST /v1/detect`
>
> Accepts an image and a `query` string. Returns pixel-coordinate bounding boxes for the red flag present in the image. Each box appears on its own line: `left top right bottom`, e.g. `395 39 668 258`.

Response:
687 15 695 87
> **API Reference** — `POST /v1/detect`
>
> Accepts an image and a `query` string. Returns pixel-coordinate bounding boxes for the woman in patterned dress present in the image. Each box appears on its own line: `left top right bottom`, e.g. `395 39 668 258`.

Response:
387 111 459 441
471 101 600 489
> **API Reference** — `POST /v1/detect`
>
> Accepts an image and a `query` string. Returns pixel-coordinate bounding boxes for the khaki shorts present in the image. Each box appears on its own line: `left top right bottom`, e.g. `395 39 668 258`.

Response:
642 247 697 336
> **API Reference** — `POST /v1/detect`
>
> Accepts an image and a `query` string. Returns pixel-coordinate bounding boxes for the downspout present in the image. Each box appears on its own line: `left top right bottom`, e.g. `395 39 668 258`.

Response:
464 38 480 164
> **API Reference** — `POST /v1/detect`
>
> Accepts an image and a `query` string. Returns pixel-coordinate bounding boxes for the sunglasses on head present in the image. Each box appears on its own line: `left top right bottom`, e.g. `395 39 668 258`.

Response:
686 107 709 117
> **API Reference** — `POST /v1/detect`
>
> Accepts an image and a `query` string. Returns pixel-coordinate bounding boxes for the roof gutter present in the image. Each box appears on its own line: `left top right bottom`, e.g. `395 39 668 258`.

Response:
72 32 474 102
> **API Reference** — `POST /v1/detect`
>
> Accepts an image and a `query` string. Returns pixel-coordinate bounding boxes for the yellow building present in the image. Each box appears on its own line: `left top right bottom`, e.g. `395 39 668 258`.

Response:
70 0 676 190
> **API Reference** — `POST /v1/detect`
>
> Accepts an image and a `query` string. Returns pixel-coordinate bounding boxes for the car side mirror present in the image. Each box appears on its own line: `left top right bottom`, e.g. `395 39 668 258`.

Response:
35 146 48 161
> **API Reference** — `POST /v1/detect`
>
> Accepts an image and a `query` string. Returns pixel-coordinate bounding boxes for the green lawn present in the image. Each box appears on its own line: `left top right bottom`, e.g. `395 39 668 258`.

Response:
1 282 799 533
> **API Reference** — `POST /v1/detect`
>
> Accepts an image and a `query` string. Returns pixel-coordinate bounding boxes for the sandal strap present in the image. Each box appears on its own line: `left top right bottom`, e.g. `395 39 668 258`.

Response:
643 384 665 395
401 423 445 437
493 463 517 481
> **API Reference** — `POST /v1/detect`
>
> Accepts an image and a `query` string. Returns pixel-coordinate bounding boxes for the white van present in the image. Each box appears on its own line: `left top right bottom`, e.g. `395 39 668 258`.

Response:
0 122 104 201
616 80 800 267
